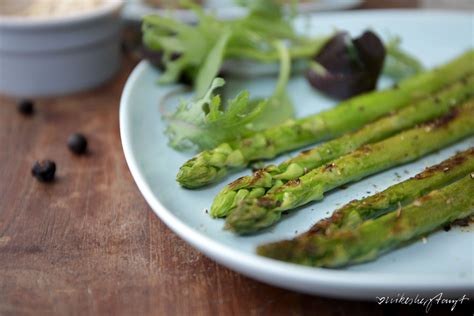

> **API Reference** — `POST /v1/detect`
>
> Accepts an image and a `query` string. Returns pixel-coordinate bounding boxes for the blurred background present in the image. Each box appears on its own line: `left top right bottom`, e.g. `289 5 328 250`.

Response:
1 0 472 97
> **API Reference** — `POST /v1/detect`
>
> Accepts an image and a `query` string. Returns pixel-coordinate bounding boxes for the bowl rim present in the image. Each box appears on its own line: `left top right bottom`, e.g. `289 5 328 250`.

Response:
0 1 124 28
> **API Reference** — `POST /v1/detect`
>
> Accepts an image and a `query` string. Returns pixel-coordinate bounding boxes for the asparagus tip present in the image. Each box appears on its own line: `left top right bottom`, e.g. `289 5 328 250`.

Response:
225 198 282 234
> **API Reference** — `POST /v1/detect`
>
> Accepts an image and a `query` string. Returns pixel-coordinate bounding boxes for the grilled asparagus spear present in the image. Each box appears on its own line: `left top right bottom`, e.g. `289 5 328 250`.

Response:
257 174 474 267
308 147 474 236
225 100 474 234
210 75 474 217
177 50 474 188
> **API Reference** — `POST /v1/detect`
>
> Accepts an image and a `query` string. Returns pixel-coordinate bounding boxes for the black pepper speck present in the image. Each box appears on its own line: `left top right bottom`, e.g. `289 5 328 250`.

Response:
32 160 56 182
67 133 88 155
17 99 34 116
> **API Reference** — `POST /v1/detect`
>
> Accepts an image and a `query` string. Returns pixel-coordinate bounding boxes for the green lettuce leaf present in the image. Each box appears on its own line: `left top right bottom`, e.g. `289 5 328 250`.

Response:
141 0 319 88
164 41 294 151
164 78 268 151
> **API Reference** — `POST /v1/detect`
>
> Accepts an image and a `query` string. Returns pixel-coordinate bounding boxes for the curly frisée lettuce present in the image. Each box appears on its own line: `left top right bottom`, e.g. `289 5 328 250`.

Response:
164 41 294 151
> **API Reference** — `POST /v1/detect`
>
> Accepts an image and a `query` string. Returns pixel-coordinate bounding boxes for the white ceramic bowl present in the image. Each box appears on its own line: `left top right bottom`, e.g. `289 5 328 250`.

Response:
0 1 123 97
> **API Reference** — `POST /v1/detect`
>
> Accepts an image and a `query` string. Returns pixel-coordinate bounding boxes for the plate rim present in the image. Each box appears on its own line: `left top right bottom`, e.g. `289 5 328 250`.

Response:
119 10 474 299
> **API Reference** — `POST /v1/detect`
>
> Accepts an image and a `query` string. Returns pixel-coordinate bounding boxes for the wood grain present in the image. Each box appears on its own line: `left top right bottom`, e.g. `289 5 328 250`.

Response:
1 2 472 315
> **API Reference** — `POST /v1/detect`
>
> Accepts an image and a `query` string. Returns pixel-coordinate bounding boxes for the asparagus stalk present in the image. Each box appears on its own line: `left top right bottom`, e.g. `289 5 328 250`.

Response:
257 174 474 267
177 50 474 188
308 147 474 236
225 100 474 234
210 75 474 217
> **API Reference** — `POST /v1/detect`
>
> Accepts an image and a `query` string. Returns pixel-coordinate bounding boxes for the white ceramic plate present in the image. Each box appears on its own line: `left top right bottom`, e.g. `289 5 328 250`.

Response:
120 10 474 299
122 0 363 22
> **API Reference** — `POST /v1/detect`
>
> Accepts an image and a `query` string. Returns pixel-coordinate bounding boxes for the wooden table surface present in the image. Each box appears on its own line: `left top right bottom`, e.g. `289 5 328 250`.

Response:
1 1 472 315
